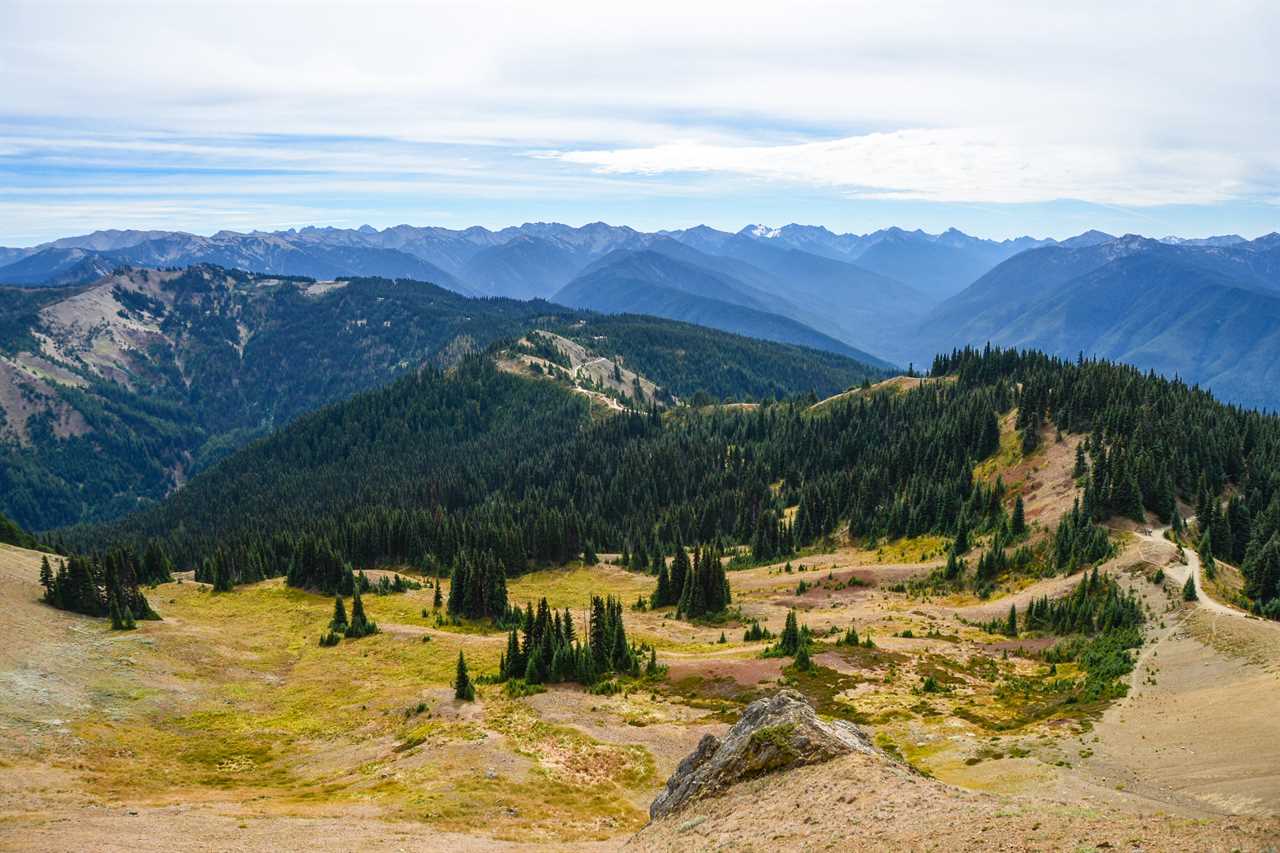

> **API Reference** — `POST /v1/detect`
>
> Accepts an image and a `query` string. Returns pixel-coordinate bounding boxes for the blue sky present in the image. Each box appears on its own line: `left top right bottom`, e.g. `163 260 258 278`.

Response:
1 1 1277 246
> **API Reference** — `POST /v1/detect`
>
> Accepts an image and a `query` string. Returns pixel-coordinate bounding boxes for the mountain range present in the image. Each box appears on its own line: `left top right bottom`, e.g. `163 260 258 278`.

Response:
3 221 1279 408
904 233 1280 409
0 222 1064 361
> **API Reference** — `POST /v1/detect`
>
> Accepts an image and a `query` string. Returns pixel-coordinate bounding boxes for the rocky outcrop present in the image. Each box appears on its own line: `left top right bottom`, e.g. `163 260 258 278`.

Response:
649 689 877 819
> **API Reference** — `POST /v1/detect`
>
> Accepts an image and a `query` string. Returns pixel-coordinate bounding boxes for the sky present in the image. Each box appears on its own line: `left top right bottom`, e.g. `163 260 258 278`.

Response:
1 0 1277 246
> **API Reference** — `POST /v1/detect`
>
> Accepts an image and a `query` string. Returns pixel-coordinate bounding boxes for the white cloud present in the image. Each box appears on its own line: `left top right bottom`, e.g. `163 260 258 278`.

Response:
0 1 1277 235
542 128 1262 206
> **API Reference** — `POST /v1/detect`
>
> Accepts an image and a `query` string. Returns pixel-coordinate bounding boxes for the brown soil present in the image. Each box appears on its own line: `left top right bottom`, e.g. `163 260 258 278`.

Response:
7 516 1280 851
631 749 1275 852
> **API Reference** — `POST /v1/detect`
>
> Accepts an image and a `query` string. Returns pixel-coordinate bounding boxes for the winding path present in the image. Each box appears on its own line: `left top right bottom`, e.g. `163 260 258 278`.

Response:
1135 524 1245 619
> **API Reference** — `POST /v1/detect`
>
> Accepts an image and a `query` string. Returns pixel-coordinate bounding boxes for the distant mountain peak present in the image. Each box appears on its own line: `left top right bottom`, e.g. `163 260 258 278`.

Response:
1059 229 1116 249
1159 234 1247 248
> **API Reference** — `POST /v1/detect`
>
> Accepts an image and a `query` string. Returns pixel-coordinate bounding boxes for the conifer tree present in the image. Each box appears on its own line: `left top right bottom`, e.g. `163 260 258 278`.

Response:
39 556 53 601
1182 574 1198 601
777 609 801 656
1199 530 1217 579
669 545 689 601
1011 496 1026 536
952 521 970 555
651 561 672 609
943 551 964 582
331 595 348 631
454 651 475 701
345 590 378 638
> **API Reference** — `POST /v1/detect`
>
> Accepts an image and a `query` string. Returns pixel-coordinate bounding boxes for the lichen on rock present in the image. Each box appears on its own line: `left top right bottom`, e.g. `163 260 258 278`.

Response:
649 689 877 819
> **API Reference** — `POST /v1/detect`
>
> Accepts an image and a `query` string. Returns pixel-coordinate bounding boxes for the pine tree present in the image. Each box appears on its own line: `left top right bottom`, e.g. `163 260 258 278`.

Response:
777 610 801 656
1198 530 1217 580
454 651 475 701
943 551 964 582
331 595 348 631
501 628 523 679
39 556 53 601
1004 603 1018 637
345 591 378 638
1182 574 1198 601
794 642 812 671
952 521 970 555
1011 496 1026 536
651 561 672 609
433 579 443 610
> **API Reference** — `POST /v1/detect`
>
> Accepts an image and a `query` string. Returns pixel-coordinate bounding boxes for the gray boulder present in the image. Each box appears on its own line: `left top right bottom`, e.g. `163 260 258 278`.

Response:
649 689 877 819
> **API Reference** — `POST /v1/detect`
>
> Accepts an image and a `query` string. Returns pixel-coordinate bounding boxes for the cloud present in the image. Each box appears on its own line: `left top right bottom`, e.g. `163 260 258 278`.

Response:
542 128 1262 207
0 1 1276 240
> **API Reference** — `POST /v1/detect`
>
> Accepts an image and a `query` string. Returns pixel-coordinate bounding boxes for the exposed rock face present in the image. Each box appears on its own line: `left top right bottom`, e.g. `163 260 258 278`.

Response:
649 689 877 819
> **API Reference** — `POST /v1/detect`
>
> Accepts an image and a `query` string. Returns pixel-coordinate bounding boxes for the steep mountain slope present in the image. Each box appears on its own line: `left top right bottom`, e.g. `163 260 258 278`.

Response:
851 231 1003 300
0 247 117 287
911 240 1134 358
0 230 476 294
552 250 890 366
687 235 928 355
682 224 1055 300
911 235 1280 408
460 235 584 299
564 248 783 313
0 266 883 530
114 232 476 293
0 267 551 528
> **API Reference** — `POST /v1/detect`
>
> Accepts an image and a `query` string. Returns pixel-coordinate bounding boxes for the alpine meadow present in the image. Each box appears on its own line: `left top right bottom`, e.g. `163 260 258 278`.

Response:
3 3 1280 852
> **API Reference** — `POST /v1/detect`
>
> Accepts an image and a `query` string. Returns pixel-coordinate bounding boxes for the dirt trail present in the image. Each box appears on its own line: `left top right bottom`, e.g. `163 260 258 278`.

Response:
1055 527 1280 818
1079 606 1280 817
1136 525 1245 618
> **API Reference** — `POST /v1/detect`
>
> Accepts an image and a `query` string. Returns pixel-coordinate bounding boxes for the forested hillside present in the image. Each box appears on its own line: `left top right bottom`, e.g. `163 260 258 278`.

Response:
936 346 1280 617
1 266 882 530
70 345 1280 622
73 352 1008 585
542 315 881 402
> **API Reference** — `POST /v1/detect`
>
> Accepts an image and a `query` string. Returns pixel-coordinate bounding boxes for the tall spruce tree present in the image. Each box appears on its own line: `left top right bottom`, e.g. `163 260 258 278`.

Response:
454 651 475 701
